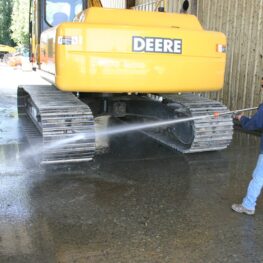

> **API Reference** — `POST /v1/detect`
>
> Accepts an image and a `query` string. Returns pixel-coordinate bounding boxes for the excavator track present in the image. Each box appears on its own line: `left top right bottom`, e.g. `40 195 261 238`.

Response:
142 94 233 153
17 85 95 164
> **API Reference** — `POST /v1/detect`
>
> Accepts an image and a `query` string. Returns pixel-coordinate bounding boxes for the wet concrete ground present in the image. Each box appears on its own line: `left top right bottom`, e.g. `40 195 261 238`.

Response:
1 63 263 262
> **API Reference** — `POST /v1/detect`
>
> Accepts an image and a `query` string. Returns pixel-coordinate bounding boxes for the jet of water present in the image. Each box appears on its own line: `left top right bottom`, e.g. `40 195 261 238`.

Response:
92 112 226 139
23 112 227 159
19 105 257 162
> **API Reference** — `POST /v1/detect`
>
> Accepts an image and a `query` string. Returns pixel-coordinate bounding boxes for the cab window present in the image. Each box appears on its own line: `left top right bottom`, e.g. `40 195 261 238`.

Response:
45 0 83 26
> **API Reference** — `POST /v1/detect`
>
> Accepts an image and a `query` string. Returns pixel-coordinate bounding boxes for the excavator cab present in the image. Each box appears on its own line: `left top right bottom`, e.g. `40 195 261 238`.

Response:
29 0 101 64
46 0 84 26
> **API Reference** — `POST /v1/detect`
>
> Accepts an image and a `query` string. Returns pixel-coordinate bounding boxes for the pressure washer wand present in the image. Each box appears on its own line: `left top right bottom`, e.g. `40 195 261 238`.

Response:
83 106 259 137
128 106 259 131
159 106 259 127
232 107 258 113
213 106 258 118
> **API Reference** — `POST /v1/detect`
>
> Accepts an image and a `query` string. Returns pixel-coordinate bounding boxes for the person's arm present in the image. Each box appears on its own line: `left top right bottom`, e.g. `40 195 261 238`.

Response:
238 105 263 131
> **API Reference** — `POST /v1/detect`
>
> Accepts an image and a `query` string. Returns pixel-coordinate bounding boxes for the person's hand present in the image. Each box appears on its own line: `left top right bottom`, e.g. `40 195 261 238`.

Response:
233 113 243 121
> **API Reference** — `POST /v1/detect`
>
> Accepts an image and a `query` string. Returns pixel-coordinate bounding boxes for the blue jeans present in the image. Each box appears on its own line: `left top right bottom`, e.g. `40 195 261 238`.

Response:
243 154 263 210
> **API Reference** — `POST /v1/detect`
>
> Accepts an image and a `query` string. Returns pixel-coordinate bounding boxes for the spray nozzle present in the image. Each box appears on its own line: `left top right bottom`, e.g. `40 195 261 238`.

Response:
213 112 220 118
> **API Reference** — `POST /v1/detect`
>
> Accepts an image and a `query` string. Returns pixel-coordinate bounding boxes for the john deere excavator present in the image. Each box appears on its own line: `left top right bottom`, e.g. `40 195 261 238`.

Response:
18 0 233 164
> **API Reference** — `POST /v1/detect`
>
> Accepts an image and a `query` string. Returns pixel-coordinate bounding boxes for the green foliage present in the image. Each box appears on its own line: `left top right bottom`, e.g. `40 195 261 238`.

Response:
0 0 15 46
11 0 30 47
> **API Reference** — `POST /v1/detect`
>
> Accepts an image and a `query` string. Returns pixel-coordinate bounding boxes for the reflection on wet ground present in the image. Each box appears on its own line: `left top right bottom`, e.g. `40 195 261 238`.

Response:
1 65 263 262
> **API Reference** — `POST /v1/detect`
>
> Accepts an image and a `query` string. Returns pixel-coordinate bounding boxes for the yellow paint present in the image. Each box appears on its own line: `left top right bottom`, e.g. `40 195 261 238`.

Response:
0 45 16 53
79 7 203 30
40 7 227 93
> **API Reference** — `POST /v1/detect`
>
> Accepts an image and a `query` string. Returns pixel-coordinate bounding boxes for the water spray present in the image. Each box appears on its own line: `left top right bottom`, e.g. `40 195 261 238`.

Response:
21 106 258 162
92 106 258 139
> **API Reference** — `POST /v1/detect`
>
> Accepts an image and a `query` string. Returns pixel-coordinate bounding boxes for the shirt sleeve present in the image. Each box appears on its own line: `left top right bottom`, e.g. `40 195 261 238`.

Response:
240 105 263 131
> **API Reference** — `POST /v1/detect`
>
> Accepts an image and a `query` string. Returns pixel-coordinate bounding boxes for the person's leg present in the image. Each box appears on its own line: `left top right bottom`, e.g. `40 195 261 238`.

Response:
242 154 263 210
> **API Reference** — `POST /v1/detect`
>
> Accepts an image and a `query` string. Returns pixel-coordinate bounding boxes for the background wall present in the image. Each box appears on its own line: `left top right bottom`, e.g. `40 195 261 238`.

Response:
101 0 126 9
131 0 263 110
196 0 263 110
132 0 163 11
133 1 197 16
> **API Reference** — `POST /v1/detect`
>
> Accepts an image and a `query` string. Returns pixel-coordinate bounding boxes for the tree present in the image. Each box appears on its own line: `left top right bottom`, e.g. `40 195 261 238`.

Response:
0 0 15 46
11 0 29 47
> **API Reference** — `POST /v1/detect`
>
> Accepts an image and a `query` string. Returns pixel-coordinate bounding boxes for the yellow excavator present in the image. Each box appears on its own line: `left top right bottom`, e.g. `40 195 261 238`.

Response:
18 0 233 164
0 45 16 59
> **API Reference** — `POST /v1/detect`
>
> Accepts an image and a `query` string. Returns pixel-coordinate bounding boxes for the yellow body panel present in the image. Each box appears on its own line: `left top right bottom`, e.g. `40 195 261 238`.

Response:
40 7 226 93
0 45 16 53
79 7 202 30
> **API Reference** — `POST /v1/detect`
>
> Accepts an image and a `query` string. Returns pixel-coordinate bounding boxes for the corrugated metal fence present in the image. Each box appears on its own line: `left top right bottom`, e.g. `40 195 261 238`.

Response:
133 1 197 17
196 0 263 110
131 0 263 110
132 0 163 11
101 0 126 9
